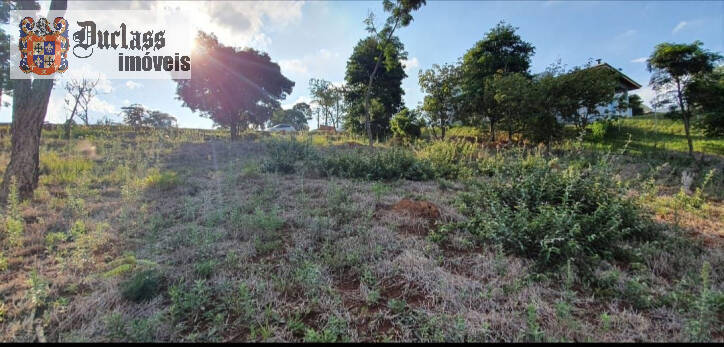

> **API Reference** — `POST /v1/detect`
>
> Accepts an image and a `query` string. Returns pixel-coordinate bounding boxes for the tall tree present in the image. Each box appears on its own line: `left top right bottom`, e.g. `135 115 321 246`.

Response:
1 0 66 202
344 35 407 139
63 78 100 139
418 63 462 139
175 31 294 139
358 0 426 146
647 41 722 157
460 21 535 141
309 78 335 127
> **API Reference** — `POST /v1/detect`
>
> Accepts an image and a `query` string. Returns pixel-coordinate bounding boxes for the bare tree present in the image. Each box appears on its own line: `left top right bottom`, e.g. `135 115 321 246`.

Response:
63 78 100 139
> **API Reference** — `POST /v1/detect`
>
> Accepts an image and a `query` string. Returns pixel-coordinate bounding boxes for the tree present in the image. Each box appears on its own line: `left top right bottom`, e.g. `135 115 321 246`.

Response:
647 41 722 157
120 104 147 131
687 66 724 137
271 108 308 130
460 21 535 141
1 0 66 202
146 110 177 128
490 72 534 142
174 31 294 140
390 107 422 140
63 78 100 139
344 35 407 139
309 78 336 127
556 63 619 130
525 65 565 149
418 63 462 139
358 0 426 146
628 94 644 116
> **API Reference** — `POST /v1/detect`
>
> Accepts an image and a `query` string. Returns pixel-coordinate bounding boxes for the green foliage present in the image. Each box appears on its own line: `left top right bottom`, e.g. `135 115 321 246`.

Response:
416 140 477 179
261 138 318 174
451 154 659 273
321 147 433 181
390 107 423 140
143 169 179 191
120 269 163 303
4 178 23 248
589 120 611 141
343 34 407 138
419 63 463 138
686 262 721 342
40 153 94 185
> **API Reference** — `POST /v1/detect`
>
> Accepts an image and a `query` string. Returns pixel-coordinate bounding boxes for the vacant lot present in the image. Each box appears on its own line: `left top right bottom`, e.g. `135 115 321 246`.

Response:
0 122 722 342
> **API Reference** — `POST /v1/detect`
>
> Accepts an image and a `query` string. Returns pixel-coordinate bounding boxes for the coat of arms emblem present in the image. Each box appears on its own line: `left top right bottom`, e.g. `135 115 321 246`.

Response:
18 16 69 75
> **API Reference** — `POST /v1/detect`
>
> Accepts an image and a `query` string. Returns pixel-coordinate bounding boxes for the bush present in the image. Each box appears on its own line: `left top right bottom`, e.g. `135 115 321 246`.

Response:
589 120 611 140
416 140 478 179
143 169 179 191
449 154 659 273
321 148 433 181
261 138 318 174
120 269 163 303
390 108 423 141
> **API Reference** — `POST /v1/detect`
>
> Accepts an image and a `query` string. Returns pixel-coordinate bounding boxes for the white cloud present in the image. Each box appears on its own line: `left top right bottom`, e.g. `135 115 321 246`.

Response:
88 97 116 114
631 57 647 63
673 21 687 33
125 81 143 90
279 59 308 75
402 57 420 73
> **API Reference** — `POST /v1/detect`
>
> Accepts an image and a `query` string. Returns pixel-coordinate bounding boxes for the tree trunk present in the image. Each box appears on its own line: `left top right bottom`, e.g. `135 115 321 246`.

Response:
0 79 54 202
441 125 446 140
489 119 496 142
675 79 694 158
0 0 67 202
229 122 239 141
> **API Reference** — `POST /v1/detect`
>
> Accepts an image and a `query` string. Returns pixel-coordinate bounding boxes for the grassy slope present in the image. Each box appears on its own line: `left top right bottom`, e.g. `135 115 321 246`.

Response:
585 115 724 157
0 126 722 342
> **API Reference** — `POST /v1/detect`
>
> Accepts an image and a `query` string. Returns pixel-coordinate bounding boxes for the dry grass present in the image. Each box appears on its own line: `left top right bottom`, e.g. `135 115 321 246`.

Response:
0 130 722 342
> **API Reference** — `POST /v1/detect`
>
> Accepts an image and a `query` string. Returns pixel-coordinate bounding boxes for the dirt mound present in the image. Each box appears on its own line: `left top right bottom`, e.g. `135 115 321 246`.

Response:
390 199 441 220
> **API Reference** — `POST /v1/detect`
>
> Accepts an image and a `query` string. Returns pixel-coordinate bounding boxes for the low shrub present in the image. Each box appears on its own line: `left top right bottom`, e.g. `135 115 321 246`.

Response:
143 169 179 191
261 138 318 174
321 147 433 181
416 140 478 179
120 269 163 303
448 153 660 273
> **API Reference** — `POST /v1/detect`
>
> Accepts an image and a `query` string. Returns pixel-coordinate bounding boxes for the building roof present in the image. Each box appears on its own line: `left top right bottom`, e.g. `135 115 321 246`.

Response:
590 62 642 90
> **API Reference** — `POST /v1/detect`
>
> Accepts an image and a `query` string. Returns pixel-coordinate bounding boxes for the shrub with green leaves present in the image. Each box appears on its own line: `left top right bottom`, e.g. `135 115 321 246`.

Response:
261 138 318 174
321 148 433 181
450 154 659 273
120 269 163 303
416 140 478 179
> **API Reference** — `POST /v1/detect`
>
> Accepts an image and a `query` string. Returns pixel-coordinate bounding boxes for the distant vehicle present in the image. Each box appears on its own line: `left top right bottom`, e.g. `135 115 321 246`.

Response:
266 124 296 133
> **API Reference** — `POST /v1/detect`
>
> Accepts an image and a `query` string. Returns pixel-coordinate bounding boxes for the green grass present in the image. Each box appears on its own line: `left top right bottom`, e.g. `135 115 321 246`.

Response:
585 116 724 157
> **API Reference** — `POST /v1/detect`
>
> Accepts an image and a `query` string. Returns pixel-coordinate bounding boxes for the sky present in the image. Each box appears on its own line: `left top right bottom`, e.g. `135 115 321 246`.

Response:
1 0 722 129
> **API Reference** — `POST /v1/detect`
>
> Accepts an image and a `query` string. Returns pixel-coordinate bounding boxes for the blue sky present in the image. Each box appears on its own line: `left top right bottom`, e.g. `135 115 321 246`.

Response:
2 0 722 129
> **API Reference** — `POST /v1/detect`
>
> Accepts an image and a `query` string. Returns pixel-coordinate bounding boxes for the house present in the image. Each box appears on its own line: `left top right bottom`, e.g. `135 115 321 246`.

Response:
586 60 642 120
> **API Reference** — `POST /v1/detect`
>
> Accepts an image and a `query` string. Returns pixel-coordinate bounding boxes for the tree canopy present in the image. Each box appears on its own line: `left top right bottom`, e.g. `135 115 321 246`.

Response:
344 35 407 138
174 31 294 139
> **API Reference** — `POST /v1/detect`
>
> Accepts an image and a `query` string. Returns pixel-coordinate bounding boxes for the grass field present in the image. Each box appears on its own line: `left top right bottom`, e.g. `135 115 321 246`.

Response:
585 115 724 157
0 118 722 342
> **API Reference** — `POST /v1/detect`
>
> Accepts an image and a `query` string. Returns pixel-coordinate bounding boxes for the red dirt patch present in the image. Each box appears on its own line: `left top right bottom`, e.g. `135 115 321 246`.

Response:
389 199 441 221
